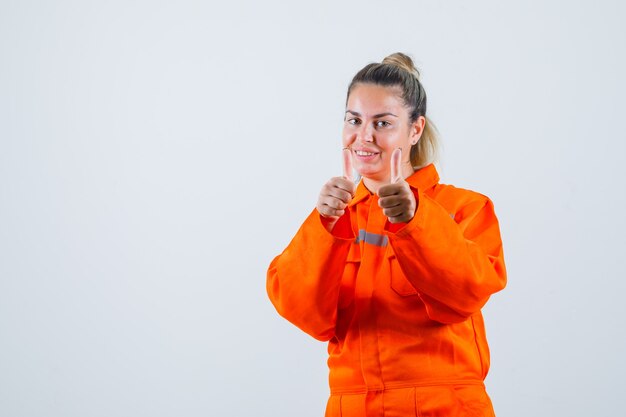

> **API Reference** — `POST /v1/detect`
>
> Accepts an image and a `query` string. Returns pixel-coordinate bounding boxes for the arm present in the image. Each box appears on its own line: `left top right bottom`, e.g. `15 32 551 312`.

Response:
267 210 354 341
387 189 507 324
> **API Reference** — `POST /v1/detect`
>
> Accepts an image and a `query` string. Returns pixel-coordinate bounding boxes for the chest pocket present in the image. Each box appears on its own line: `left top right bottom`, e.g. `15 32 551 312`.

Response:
338 243 360 309
387 249 419 297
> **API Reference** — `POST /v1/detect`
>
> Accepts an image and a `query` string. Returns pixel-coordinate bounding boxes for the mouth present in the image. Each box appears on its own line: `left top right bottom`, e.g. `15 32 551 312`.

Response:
354 149 380 157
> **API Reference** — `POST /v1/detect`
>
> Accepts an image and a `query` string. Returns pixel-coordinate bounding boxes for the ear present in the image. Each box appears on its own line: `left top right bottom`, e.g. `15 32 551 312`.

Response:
410 116 426 145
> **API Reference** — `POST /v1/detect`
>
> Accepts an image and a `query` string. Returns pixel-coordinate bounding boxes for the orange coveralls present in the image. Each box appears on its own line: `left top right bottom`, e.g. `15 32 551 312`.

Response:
267 164 507 416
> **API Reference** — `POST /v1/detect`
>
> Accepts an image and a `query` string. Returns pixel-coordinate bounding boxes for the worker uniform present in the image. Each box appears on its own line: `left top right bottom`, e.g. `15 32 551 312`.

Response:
267 164 507 416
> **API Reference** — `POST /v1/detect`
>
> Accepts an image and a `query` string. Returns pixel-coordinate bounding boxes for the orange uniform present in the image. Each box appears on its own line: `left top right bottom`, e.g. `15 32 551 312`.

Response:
267 164 507 416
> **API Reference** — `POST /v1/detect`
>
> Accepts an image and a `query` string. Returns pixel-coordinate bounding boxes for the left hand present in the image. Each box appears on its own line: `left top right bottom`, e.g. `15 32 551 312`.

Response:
378 148 417 224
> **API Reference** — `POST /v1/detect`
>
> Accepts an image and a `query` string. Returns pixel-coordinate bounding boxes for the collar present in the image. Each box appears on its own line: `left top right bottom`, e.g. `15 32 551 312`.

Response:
349 163 440 206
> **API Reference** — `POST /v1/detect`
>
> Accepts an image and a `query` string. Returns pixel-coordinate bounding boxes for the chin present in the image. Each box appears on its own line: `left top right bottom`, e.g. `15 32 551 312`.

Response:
356 170 384 182
356 164 381 178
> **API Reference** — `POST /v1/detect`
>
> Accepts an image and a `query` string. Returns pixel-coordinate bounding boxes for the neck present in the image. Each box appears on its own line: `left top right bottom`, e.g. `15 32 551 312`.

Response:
362 162 415 194
362 177 388 195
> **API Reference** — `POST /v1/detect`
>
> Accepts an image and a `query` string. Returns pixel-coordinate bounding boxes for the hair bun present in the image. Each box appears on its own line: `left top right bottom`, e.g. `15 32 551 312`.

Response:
382 52 421 80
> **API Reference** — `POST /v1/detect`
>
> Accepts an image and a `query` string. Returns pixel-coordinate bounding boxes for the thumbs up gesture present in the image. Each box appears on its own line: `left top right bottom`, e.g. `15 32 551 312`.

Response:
378 148 417 224
316 148 357 231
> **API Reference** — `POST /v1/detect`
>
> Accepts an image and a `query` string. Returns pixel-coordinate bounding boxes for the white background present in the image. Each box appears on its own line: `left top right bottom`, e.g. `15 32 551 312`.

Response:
1 1 625 416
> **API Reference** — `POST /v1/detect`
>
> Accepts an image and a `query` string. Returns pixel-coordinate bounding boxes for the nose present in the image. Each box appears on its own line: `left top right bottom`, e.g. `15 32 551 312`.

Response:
357 123 374 143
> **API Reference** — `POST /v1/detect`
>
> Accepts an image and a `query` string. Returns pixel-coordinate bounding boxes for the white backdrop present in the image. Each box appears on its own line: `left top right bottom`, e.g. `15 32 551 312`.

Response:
1 1 625 416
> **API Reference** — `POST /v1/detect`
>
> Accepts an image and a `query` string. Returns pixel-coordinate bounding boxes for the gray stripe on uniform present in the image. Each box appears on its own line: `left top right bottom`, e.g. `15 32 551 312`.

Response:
355 229 388 247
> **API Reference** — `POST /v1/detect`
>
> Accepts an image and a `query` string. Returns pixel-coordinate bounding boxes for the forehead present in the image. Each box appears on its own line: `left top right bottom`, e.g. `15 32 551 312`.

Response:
346 83 406 115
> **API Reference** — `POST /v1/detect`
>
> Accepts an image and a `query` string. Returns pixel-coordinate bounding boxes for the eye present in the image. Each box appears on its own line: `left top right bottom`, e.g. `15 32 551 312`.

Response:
346 118 361 125
375 120 391 128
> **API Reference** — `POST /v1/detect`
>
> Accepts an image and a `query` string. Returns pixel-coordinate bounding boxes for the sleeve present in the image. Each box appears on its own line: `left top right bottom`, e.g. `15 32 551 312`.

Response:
266 209 355 341
386 189 507 324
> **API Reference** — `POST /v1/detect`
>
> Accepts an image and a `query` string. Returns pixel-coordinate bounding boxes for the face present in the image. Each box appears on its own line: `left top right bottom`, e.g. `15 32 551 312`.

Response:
342 83 424 185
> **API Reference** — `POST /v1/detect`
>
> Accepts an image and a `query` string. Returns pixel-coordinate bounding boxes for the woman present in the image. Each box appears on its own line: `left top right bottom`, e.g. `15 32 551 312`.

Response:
267 53 506 417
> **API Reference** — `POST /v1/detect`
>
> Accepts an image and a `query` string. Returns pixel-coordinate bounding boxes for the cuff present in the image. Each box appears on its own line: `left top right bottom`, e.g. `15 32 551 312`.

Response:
319 210 355 240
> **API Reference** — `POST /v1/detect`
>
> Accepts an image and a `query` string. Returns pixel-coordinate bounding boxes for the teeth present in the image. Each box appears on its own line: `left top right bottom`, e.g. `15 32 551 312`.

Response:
355 150 376 156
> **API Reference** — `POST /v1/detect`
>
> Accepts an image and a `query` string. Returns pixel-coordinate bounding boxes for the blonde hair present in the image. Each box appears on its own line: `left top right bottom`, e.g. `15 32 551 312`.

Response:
348 52 440 169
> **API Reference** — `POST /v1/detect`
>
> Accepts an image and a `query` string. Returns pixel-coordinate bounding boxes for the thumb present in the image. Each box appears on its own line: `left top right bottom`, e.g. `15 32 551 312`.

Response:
342 148 354 182
390 148 402 183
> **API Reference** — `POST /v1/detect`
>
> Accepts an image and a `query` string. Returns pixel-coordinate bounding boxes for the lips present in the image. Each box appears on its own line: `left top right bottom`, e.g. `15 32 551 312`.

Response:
353 148 380 156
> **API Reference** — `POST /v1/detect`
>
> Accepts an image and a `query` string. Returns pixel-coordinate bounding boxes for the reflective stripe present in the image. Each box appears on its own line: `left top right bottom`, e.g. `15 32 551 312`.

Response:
356 229 388 247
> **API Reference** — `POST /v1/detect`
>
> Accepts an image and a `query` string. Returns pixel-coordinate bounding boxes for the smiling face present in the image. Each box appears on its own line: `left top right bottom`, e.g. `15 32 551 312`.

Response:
342 83 425 189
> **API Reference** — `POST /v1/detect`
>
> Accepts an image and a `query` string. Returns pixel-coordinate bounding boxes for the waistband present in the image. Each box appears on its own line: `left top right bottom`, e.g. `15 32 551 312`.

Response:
330 379 485 395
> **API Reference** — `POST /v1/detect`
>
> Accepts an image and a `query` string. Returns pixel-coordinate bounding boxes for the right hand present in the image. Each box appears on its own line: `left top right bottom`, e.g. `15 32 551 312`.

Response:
316 149 356 229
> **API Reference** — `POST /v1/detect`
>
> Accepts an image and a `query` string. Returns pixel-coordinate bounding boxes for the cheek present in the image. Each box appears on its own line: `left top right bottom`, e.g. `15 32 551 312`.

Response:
385 132 408 149
342 129 354 147
374 134 394 150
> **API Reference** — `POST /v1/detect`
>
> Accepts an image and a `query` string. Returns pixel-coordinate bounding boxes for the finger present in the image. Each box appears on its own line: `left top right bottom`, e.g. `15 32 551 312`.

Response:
325 177 356 197
342 148 354 181
390 148 402 183
321 197 347 210
336 177 356 196
378 182 403 197
325 187 353 204
383 206 405 218
321 205 345 218
388 215 409 224
378 195 403 209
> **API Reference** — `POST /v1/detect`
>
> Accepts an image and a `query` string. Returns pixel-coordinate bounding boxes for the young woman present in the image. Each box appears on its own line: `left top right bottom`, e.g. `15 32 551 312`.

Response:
267 53 507 417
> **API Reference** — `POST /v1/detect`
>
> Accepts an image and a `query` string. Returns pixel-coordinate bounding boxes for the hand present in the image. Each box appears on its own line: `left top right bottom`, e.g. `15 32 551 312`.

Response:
378 148 417 224
316 149 356 230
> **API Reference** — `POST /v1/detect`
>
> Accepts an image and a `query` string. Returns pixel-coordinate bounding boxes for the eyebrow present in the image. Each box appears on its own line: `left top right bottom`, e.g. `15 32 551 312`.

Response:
345 110 399 118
